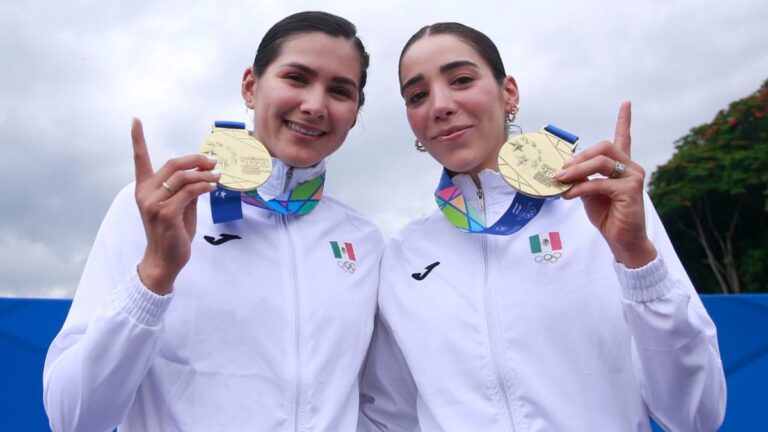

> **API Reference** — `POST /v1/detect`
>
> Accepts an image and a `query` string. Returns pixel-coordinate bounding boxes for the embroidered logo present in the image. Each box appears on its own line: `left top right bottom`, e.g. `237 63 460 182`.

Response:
331 241 356 273
529 232 563 264
412 262 440 281
204 233 242 245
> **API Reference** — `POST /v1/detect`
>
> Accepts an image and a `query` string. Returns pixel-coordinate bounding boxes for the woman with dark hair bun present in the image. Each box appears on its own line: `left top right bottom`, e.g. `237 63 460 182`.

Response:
359 23 725 431
44 11 383 431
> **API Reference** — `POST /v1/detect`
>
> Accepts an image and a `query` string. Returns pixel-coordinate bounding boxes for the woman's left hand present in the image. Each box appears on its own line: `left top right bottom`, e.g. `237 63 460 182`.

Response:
554 101 657 268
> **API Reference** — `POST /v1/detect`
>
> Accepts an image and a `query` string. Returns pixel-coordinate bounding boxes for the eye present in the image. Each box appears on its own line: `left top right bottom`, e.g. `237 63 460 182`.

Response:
284 73 308 84
407 91 427 106
330 87 353 99
452 75 474 86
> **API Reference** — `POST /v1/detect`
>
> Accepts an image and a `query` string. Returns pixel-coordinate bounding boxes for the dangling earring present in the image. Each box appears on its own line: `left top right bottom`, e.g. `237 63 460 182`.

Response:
414 139 427 152
244 99 255 132
506 106 522 137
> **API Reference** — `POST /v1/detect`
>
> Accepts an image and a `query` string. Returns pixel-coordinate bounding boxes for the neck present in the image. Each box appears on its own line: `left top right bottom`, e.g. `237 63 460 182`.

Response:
467 137 505 186
467 161 499 188
469 172 482 188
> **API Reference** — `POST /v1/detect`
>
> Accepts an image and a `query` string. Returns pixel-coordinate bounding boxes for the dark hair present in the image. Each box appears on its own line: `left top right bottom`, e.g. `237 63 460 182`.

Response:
253 11 370 109
399 22 506 85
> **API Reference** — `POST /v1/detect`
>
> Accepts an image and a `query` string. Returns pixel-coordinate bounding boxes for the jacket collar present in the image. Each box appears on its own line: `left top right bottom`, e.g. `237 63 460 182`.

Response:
451 169 518 224
256 158 327 201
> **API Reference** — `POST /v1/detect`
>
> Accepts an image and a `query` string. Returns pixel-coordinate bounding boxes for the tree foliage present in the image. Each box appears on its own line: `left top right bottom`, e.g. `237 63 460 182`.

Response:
650 79 768 294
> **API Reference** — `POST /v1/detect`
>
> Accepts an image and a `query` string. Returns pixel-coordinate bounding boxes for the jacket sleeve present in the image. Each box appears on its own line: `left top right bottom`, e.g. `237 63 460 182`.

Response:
614 193 726 432
358 312 420 432
43 184 173 432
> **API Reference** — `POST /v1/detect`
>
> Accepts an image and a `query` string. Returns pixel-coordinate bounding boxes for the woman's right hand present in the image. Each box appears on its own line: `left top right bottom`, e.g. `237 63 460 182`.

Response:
131 118 220 295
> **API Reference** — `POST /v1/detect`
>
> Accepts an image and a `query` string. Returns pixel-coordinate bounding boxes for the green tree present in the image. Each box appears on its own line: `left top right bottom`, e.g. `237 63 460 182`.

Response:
650 79 768 294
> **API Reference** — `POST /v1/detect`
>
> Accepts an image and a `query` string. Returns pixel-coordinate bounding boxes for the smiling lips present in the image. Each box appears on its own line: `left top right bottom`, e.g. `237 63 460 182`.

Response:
432 125 472 141
285 120 327 137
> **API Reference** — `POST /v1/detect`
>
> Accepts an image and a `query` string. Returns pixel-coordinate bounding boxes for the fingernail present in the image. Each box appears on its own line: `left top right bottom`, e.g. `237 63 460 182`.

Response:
211 169 221 177
208 182 218 188
204 154 218 162
554 169 567 179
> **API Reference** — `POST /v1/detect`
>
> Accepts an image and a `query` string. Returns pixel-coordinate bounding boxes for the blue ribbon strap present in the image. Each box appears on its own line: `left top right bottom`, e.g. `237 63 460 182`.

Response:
210 186 243 224
544 124 579 144
209 121 248 223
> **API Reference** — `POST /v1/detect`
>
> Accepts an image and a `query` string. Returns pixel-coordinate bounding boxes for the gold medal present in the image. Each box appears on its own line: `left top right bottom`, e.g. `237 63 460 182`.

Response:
498 127 578 198
199 125 272 191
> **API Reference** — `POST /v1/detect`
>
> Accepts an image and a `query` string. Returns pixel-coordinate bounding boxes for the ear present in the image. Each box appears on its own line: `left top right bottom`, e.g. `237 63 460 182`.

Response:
241 67 257 109
502 75 520 113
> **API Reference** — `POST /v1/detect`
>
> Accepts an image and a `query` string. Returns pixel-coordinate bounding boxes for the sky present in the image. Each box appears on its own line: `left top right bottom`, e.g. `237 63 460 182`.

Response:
1 0 766 298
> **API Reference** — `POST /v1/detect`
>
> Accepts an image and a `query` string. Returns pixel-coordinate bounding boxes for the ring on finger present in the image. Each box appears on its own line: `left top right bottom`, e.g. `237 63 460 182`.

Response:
610 161 627 178
161 181 175 195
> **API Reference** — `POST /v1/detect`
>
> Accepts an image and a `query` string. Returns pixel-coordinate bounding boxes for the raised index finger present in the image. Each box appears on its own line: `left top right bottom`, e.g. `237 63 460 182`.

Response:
613 101 632 158
132 118 154 183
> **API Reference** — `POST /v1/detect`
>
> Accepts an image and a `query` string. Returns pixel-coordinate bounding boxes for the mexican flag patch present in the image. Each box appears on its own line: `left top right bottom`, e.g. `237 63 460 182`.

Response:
330 241 356 261
529 232 562 254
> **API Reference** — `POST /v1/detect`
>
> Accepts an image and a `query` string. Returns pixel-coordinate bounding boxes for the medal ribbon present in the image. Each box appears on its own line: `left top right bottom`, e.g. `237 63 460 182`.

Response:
209 121 325 224
435 124 578 235
435 170 544 235
210 174 325 223
241 173 324 215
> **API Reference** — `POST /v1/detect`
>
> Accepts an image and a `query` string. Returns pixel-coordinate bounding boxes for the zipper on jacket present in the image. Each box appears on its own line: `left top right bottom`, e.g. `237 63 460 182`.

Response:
281 167 302 431
283 166 294 191
477 188 484 215
479 183 517 431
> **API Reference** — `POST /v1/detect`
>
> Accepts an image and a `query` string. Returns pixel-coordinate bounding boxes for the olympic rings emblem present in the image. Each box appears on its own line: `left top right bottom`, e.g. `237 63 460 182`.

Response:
533 252 562 264
337 260 356 273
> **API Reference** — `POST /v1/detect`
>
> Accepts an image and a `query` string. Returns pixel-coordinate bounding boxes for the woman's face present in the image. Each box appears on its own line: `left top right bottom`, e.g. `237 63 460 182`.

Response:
242 32 361 168
399 34 518 176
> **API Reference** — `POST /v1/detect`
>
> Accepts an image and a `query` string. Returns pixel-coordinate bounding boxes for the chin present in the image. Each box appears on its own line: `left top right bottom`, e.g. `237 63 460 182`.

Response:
279 152 326 168
434 154 482 175
281 158 320 168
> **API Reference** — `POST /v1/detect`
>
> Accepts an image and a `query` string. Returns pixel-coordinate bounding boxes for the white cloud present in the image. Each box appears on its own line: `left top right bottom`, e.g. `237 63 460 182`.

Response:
0 232 90 298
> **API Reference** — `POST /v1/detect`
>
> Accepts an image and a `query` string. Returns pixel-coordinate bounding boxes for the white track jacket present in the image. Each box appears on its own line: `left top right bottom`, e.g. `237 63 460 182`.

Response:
359 170 725 432
44 160 384 432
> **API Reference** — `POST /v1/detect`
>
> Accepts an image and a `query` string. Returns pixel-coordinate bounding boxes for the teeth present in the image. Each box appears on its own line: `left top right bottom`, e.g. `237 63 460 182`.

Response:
286 121 323 137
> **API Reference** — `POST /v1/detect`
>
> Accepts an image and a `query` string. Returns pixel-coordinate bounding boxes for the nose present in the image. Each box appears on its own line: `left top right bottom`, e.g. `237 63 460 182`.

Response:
300 85 327 119
431 86 455 121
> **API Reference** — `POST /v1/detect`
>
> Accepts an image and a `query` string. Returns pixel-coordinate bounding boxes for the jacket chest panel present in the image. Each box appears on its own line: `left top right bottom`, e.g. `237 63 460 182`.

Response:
156 214 378 375
482 224 637 411
382 235 504 410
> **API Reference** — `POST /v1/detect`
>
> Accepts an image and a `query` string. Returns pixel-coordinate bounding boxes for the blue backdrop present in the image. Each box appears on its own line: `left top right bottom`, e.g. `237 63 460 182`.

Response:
2 295 765 431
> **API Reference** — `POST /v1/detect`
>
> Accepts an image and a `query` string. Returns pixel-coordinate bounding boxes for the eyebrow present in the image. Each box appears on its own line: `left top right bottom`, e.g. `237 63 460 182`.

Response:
400 74 424 96
440 60 478 73
281 62 358 89
400 60 479 95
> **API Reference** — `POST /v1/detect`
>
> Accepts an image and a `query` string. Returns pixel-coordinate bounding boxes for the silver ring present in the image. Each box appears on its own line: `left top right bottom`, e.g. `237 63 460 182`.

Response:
161 181 175 195
610 161 627 178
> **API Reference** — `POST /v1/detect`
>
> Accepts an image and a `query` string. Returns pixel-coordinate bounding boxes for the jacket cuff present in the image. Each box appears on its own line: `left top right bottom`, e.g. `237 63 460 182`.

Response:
108 268 173 327
613 255 673 303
